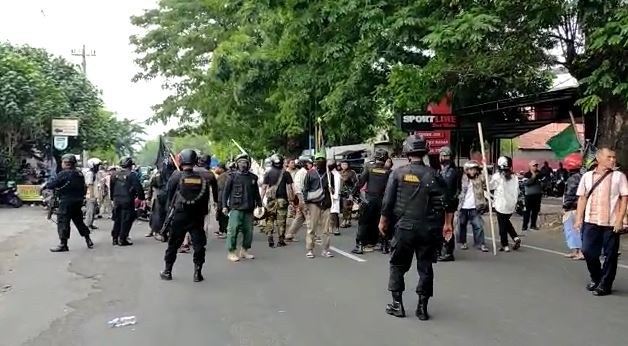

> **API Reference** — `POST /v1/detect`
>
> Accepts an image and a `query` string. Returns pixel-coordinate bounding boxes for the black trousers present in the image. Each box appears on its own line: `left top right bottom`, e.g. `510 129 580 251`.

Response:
112 203 136 241
388 222 439 297
164 213 207 266
57 200 90 242
582 222 620 290
357 197 382 246
216 207 229 234
496 212 519 247
522 194 542 229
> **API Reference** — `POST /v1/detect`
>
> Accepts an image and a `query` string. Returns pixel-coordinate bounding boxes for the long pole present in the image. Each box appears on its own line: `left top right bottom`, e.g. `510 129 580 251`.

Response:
478 122 498 255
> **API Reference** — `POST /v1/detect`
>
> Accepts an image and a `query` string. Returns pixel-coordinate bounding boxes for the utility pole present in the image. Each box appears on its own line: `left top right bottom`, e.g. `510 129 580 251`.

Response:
71 44 96 74
70 45 96 166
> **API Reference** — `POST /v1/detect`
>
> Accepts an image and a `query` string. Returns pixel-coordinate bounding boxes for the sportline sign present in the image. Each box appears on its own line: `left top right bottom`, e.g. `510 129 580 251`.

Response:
400 114 457 132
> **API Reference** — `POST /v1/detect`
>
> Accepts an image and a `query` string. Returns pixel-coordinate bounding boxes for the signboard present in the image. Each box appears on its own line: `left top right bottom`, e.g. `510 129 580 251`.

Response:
16 185 43 202
52 118 79 136
401 114 457 132
53 136 69 150
415 130 451 155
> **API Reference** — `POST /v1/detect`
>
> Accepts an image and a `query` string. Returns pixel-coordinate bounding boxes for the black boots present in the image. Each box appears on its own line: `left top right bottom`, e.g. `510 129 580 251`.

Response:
381 239 390 254
385 292 406 318
85 235 94 249
268 236 275 248
277 236 287 247
351 244 364 255
160 263 173 280
416 295 430 321
50 240 69 253
193 264 204 282
112 238 119 246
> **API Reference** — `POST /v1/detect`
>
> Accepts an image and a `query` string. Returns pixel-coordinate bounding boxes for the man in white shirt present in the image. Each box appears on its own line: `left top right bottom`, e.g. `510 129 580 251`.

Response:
458 161 489 252
286 156 312 242
575 147 628 296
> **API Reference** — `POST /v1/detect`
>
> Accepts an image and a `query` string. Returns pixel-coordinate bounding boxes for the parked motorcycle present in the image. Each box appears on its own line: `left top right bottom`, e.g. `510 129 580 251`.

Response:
0 186 23 208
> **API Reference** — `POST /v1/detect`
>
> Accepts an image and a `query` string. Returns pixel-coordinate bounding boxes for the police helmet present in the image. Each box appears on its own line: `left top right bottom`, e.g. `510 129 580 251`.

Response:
228 161 237 170
497 156 512 170
270 154 284 168
373 148 389 162
402 134 429 155
119 156 134 168
198 154 211 166
235 153 250 163
61 154 78 165
178 149 198 166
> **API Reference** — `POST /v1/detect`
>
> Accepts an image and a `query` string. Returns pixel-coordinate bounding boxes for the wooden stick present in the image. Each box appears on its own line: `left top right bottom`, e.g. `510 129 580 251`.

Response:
568 111 584 153
477 122 497 255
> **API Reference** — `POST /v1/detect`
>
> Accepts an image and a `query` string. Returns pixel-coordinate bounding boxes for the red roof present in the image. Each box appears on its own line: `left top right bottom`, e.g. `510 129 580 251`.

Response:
517 123 584 150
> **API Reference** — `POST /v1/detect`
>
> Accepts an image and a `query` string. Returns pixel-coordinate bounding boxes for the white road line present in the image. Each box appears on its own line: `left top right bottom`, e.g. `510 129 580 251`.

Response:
480 235 628 270
329 246 367 262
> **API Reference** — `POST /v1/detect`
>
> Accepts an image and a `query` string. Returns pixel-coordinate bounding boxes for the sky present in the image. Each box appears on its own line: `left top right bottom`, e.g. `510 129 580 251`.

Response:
0 0 177 139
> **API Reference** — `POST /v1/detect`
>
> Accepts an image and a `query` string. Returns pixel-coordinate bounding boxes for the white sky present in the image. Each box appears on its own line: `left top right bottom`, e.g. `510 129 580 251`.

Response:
0 0 177 140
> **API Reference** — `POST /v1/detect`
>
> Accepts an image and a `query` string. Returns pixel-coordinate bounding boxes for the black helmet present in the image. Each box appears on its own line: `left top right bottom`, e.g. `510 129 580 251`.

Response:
270 154 284 168
235 153 250 163
119 156 134 168
374 148 389 162
179 149 198 166
198 154 211 165
402 134 429 155
61 154 77 165
228 161 236 170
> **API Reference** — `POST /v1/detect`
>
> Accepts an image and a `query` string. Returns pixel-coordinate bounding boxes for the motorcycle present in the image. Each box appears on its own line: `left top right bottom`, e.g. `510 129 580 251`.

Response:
0 186 23 208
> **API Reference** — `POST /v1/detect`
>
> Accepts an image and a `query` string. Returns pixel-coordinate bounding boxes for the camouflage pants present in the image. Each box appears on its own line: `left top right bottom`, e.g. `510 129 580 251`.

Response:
264 198 289 240
341 197 353 222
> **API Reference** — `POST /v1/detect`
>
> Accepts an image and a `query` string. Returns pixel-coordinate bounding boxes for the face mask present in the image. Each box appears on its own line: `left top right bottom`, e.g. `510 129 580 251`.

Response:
237 161 249 172
316 161 326 170
440 159 451 166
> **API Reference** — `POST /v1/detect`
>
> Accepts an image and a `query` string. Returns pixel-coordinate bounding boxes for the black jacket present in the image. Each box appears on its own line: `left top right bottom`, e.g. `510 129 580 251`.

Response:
44 169 86 203
562 172 582 211
222 171 262 211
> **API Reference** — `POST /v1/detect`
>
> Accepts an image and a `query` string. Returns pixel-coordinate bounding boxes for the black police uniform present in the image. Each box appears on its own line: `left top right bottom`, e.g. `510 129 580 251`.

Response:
381 161 449 318
44 168 93 251
437 163 460 261
162 169 210 278
354 161 391 251
110 168 145 245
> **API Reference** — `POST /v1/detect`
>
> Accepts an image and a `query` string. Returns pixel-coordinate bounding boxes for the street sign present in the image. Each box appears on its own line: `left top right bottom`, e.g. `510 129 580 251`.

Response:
53 136 69 150
415 130 451 155
400 114 457 132
52 118 79 136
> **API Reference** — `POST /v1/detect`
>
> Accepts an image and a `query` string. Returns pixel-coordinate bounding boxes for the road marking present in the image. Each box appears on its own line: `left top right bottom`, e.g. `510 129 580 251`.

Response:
329 246 367 262
479 235 628 270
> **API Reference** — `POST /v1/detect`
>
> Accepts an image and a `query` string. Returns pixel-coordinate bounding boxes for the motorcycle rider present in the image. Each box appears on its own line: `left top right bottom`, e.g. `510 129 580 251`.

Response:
44 154 94 252
110 157 145 246
160 149 210 282
351 148 392 254
379 135 454 321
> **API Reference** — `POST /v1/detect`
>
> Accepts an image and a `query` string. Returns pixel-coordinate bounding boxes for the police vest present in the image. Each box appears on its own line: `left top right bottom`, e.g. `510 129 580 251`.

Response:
175 171 207 211
393 164 441 222
366 163 391 198
112 170 133 203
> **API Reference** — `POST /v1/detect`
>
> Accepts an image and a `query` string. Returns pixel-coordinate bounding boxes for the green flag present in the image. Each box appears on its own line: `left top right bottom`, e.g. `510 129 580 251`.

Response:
546 125 581 159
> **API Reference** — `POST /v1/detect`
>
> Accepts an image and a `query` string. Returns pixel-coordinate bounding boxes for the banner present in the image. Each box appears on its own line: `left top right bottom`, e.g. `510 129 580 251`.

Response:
546 125 580 159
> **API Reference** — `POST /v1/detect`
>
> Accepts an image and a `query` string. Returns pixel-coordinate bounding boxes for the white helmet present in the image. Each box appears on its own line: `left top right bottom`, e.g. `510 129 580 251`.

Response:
464 160 480 170
87 158 102 169
497 156 512 170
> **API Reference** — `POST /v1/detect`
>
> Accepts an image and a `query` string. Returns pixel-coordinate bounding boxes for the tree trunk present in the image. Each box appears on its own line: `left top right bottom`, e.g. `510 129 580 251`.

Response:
584 97 628 169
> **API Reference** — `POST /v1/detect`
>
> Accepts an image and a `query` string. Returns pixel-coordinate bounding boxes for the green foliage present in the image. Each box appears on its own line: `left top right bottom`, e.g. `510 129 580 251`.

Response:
0 42 145 169
135 134 214 167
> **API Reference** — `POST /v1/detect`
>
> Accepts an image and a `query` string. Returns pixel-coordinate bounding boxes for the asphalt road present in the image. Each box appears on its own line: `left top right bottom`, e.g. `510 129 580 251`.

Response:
1 207 627 346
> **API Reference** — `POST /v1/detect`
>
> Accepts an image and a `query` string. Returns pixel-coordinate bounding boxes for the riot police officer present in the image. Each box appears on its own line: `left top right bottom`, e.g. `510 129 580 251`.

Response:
44 154 94 252
379 135 454 321
352 148 392 254
110 156 145 246
160 149 210 282
436 146 460 262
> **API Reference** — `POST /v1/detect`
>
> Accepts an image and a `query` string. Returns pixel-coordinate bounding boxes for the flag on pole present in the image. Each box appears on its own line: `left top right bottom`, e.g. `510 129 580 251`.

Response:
581 142 598 173
546 125 581 159
155 136 177 180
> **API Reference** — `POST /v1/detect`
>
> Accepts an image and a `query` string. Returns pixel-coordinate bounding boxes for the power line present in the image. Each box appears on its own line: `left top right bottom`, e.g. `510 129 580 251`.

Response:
71 44 96 75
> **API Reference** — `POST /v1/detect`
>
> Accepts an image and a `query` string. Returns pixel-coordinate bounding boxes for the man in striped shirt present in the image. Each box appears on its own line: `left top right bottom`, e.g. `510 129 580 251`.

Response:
575 147 628 296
